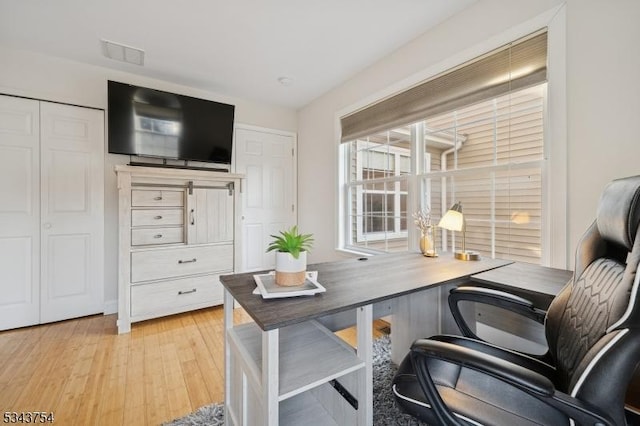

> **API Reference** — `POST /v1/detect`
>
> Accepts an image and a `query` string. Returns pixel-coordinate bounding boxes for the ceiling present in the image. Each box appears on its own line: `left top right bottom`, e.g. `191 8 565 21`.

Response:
0 0 476 109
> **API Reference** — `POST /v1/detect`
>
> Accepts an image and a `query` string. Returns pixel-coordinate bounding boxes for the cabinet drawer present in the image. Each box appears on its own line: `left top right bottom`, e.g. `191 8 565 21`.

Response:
131 227 184 246
132 209 184 227
130 275 224 317
132 189 184 207
131 244 233 282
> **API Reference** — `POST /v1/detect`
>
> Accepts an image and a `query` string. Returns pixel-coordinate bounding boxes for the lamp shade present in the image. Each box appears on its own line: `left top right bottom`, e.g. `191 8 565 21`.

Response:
438 202 480 261
438 202 464 232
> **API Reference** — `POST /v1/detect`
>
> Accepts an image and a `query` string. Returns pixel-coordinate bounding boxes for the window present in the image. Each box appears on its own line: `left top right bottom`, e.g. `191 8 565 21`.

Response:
347 132 411 252
339 31 548 263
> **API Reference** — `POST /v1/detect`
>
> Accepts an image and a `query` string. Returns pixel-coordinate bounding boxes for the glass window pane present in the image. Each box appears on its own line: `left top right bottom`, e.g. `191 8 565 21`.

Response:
453 174 491 255
420 175 443 225
422 85 545 171
495 85 545 165
494 168 542 263
399 155 411 175
363 193 383 233
400 194 408 231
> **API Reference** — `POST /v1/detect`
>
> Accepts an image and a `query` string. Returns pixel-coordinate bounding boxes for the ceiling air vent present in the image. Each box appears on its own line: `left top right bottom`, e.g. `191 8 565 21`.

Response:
100 39 145 66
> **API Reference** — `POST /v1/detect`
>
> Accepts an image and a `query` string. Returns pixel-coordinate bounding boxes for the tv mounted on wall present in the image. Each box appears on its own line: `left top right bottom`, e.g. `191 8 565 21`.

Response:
107 81 235 167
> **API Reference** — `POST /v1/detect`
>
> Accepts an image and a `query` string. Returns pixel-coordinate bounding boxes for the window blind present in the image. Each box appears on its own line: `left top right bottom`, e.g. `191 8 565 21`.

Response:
340 30 547 143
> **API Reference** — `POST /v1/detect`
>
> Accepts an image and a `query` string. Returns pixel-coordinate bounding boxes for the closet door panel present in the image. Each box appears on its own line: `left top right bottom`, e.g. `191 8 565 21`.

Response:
0 238 33 303
40 102 104 323
45 234 89 298
49 150 90 213
0 95 40 330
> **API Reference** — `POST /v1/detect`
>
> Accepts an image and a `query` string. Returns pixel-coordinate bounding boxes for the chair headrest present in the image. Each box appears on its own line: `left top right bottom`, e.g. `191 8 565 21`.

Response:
597 175 640 251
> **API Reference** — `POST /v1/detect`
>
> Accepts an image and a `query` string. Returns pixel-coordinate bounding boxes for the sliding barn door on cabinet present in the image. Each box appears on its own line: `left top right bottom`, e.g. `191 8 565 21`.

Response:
0 96 41 330
39 102 104 323
187 187 234 245
0 95 104 330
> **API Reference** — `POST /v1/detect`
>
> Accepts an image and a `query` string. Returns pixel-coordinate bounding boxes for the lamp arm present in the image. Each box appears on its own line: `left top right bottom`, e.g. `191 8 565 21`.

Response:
461 218 466 252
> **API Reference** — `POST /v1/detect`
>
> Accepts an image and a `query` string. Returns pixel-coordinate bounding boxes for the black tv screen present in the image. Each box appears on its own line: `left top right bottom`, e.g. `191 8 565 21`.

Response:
108 81 235 164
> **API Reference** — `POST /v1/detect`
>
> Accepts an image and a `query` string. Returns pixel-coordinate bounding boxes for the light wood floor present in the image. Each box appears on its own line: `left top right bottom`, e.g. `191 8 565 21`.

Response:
0 307 388 425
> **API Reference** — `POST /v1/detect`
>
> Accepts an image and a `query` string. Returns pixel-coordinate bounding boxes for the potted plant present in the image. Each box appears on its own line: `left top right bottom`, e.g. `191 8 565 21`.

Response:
266 226 314 286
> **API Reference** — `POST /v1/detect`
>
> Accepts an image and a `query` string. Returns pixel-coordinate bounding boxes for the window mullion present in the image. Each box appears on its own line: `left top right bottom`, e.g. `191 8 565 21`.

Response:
491 98 498 259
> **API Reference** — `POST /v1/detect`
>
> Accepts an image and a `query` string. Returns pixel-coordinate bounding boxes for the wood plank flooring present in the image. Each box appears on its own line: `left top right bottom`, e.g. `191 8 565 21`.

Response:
0 307 388 425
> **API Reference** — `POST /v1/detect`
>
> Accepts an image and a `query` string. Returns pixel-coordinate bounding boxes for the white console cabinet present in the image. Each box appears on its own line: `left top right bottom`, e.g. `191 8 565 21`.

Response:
116 165 243 334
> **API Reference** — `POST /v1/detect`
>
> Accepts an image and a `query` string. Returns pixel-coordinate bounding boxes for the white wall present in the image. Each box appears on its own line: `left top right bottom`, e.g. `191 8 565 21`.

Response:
297 0 566 264
566 0 640 264
0 45 298 310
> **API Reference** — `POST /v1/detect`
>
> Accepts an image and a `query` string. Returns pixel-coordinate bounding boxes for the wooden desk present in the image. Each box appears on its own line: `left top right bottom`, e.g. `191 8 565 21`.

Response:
221 252 510 426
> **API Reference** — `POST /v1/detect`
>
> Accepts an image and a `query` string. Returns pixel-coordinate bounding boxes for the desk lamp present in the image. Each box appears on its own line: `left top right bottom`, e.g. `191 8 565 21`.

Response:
438 202 480 261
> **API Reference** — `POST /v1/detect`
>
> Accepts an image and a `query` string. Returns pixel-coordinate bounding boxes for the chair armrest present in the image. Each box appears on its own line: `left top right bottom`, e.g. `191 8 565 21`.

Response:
410 339 616 426
411 339 554 396
448 286 547 340
430 334 556 380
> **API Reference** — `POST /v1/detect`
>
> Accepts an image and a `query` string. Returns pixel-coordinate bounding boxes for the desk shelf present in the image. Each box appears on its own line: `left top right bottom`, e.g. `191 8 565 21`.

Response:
280 391 339 425
227 319 364 401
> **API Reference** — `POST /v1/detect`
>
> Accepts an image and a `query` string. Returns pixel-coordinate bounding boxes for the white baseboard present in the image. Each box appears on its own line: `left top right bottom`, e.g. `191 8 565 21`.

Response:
103 299 118 315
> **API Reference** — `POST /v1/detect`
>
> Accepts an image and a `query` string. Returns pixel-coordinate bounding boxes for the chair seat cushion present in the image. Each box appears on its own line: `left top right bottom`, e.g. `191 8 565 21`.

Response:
392 352 570 426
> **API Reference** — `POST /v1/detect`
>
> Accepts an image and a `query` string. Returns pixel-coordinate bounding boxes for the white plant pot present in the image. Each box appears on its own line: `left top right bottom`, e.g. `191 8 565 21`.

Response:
275 251 307 286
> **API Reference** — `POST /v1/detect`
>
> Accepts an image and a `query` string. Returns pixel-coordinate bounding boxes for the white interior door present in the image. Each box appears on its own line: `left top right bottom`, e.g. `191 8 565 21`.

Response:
234 126 296 272
0 96 41 330
40 102 104 323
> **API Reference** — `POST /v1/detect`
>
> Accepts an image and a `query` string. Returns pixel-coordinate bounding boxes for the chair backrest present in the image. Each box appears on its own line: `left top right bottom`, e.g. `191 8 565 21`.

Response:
545 175 640 423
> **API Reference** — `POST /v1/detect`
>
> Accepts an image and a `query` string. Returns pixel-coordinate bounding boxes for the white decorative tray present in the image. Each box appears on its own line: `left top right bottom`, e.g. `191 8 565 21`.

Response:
252 271 325 299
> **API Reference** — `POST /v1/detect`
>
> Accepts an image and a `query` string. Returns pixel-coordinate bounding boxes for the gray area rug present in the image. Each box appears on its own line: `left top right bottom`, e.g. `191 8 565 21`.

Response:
164 335 426 425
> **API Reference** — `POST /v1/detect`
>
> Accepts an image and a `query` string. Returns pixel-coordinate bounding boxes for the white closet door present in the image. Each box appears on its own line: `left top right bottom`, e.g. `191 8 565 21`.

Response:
40 102 104 323
234 126 296 272
0 96 40 330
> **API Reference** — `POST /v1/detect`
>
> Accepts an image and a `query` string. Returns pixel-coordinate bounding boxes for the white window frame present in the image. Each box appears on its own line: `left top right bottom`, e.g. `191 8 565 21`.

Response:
354 142 410 242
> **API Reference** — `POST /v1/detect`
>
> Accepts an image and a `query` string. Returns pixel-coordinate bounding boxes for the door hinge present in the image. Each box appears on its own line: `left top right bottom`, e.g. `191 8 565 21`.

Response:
292 204 295 212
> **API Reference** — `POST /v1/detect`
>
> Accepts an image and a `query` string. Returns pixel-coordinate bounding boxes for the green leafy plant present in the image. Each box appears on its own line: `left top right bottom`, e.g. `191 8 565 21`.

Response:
266 225 314 259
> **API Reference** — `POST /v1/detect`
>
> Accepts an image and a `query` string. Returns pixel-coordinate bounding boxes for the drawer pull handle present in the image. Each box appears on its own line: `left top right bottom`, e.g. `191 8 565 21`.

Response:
154 196 163 201
178 258 197 264
178 289 197 295
154 215 163 220
154 234 163 239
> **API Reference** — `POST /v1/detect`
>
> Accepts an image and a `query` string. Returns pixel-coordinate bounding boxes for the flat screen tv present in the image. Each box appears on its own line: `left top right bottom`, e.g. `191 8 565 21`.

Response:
108 81 235 165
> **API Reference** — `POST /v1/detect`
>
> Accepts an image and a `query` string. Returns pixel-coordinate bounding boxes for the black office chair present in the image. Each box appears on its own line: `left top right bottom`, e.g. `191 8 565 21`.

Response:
392 175 640 426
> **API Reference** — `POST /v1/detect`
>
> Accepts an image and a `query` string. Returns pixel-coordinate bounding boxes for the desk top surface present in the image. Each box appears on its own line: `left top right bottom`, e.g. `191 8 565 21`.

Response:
471 262 573 309
221 252 510 331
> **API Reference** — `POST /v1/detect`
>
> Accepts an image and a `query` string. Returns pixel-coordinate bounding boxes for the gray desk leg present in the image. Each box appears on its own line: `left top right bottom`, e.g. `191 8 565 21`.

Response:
224 289 233 426
391 286 442 366
440 283 470 335
262 328 279 425
356 304 373 426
